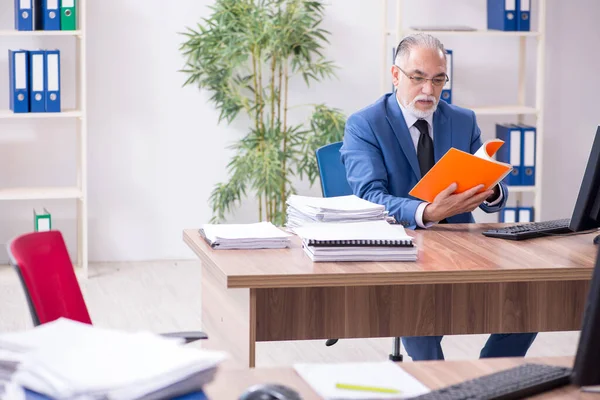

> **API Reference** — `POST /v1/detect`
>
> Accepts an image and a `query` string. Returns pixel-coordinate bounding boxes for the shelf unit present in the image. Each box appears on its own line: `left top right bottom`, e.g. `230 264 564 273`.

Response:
2 1 88 277
0 29 82 37
382 0 546 221
0 109 82 119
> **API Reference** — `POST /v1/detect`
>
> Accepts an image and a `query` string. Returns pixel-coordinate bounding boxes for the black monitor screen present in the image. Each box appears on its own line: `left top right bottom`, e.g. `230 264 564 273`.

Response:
569 126 600 232
571 245 600 387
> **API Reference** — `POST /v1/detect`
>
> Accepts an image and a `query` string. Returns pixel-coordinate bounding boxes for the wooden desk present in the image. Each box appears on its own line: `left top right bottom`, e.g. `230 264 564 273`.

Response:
204 357 598 399
184 224 597 368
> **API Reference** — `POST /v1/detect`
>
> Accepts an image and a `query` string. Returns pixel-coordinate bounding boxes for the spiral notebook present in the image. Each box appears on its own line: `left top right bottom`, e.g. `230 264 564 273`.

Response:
294 220 413 246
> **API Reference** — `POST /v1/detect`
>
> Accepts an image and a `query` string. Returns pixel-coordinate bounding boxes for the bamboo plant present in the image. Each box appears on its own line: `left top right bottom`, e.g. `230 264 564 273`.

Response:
179 0 346 225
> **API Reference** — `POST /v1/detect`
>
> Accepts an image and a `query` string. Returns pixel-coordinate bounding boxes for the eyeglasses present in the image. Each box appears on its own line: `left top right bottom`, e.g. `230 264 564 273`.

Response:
395 66 449 87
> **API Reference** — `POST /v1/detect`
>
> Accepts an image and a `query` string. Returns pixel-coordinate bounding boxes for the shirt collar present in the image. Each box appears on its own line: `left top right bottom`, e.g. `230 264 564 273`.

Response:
395 93 434 130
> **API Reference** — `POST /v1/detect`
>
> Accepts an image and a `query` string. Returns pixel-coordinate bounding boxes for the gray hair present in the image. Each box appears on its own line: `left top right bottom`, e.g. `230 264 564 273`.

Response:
394 33 446 67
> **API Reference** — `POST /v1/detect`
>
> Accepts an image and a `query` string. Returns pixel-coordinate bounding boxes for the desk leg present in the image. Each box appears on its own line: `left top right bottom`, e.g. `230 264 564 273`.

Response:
200 264 257 368
249 289 257 368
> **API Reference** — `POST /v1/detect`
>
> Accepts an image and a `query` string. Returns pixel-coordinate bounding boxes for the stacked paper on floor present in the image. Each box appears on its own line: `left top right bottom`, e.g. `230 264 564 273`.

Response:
199 221 291 249
294 361 430 399
294 220 417 262
286 195 391 230
0 318 226 400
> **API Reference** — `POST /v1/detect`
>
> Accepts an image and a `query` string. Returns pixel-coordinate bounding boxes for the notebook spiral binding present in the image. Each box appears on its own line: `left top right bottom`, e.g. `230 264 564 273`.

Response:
306 239 414 247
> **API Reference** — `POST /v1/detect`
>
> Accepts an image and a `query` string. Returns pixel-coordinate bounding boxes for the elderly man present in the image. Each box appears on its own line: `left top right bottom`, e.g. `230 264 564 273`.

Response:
340 33 537 361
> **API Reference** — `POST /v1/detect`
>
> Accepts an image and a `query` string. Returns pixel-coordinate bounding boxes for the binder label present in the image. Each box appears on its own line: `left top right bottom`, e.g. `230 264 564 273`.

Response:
15 53 27 89
444 52 452 90
20 0 31 8
505 0 516 11
521 0 530 11
510 130 521 165
47 54 59 91
63 0 74 6
48 0 58 8
519 209 532 222
504 209 516 223
32 54 44 92
38 218 50 231
524 130 535 166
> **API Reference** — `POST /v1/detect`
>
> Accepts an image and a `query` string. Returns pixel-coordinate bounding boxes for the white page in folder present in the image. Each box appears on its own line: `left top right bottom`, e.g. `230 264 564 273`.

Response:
202 221 291 240
288 195 385 212
293 220 412 242
294 361 430 399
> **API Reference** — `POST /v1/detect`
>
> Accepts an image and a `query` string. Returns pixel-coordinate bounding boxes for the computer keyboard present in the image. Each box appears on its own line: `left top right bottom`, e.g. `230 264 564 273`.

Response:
411 363 572 400
482 218 572 240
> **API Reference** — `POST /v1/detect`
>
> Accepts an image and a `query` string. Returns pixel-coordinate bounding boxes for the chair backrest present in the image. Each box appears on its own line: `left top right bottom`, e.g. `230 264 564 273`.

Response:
315 142 353 197
7 230 92 326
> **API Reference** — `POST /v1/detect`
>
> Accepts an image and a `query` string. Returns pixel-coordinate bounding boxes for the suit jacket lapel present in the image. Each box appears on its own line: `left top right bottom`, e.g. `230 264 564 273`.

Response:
385 94 421 180
433 105 452 162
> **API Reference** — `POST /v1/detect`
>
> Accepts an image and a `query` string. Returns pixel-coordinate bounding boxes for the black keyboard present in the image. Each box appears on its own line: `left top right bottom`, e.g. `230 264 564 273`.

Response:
411 363 572 400
482 219 572 240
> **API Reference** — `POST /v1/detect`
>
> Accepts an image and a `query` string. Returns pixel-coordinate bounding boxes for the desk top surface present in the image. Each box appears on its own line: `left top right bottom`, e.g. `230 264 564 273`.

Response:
183 223 598 288
204 357 590 399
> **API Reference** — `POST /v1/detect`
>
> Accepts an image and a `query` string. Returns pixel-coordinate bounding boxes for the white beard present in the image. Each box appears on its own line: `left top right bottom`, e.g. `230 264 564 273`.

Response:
404 94 439 119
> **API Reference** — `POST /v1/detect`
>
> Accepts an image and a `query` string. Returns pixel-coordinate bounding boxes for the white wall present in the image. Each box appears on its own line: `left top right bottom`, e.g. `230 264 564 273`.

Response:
0 0 597 262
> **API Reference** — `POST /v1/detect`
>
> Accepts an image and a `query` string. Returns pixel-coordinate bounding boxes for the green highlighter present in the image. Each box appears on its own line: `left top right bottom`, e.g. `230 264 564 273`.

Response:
336 382 401 394
60 0 77 30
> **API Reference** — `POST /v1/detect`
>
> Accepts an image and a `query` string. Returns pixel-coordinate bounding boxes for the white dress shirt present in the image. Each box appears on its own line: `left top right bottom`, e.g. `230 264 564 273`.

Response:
396 96 504 228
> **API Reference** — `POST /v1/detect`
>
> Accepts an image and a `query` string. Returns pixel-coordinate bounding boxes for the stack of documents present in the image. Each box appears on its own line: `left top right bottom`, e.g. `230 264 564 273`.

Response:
199 221 292 250
0 318 227 400
286 195 391 230
294 361 430 399
294 220 417 262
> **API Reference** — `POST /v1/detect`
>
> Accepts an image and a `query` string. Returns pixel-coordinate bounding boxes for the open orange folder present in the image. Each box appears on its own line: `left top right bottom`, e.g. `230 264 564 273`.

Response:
409 139 513 203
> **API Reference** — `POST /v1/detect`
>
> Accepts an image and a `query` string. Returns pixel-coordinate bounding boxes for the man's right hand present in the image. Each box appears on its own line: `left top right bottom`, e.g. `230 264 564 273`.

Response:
422 183 494 223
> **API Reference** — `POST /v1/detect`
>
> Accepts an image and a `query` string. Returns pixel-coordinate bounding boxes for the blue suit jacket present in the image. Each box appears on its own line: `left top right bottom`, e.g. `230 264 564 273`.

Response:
340 93 507 229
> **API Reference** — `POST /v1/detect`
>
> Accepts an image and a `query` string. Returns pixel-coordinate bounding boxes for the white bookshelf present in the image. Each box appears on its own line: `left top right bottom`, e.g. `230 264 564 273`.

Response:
0 109 82 119
383 0 546 221
0 30 82 37
392 29 540 37
2 2 88 277
0 187 82 201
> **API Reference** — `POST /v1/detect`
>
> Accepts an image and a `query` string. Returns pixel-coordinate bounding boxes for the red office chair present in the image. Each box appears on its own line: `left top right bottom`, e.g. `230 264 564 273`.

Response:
7 230 207 343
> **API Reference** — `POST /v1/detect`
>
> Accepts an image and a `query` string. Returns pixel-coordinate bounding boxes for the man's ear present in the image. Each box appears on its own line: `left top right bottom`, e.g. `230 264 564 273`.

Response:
391 66 400 87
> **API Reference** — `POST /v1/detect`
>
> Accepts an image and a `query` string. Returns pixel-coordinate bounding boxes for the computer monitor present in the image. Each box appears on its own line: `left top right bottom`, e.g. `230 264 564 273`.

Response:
571 245 600 387
568 125 600 235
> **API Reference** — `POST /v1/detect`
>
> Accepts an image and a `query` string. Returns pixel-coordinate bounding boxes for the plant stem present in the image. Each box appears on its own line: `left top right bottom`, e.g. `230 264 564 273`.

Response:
253 48 264 222
280 57 290 209
252 48 262 145
270 55 276 130
277 61 282 124
257 48 264 132
269 54 279 222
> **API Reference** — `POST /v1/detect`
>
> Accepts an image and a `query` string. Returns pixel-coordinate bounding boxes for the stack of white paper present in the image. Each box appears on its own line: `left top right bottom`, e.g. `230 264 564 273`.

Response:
0 318 227 400
294 361 431 399
286 195 391 230
294 220 417 262
199 221 292 250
